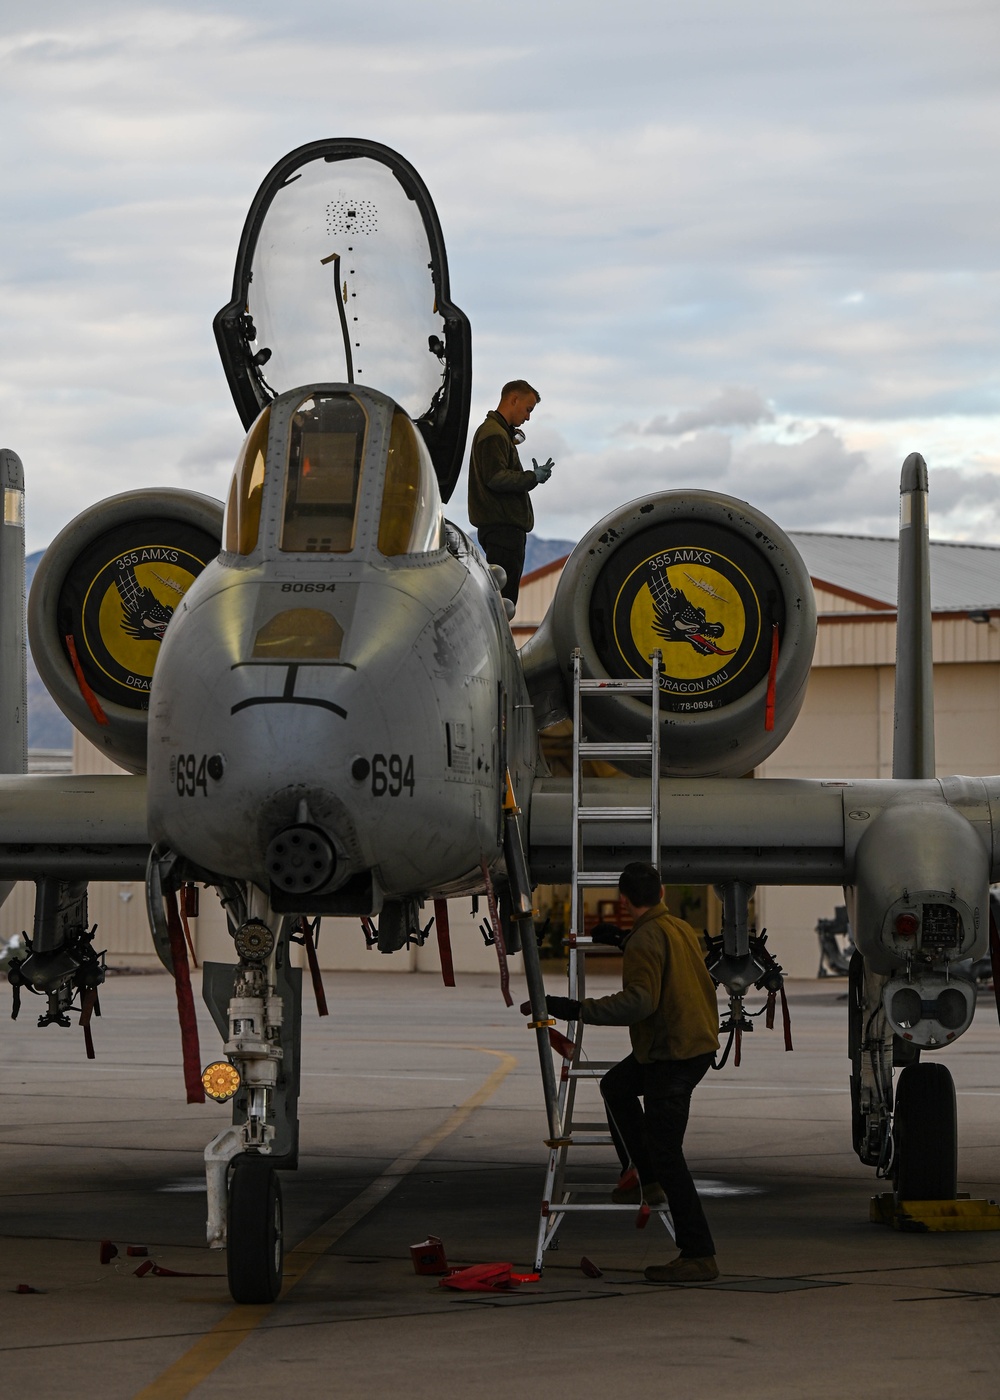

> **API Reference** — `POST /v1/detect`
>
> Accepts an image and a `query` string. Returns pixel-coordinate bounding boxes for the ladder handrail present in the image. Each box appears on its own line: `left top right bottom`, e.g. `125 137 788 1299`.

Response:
535 647 672 1270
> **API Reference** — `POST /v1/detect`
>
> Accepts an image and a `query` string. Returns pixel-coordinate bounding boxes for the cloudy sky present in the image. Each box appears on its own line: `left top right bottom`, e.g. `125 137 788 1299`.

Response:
2 0 998 552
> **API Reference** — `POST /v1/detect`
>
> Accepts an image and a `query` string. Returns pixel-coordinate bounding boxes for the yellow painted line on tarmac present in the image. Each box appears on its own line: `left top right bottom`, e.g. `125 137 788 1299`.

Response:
135 1046 517 1400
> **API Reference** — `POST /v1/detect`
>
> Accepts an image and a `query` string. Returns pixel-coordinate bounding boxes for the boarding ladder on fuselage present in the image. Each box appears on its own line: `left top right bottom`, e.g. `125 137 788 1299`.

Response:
533 648 675 1271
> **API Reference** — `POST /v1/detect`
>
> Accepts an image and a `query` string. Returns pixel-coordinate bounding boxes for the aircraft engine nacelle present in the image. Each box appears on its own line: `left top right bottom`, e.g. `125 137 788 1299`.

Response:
520 491 817 777
29 490 224 774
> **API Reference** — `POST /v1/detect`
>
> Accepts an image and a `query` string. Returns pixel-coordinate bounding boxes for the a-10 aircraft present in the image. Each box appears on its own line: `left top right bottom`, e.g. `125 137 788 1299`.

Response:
2 138 998 1304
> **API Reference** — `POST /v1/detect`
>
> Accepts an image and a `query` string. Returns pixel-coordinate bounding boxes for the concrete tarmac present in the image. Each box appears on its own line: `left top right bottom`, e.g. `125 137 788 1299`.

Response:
1 964 999 1399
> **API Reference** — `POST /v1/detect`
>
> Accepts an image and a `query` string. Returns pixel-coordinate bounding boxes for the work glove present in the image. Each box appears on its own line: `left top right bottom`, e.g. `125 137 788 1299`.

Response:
532 456 554 483
590 921 626 949
518 995 582 1020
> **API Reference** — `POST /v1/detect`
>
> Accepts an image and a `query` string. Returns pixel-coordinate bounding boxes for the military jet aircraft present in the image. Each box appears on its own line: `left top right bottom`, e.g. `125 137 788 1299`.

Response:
3 138 997 1304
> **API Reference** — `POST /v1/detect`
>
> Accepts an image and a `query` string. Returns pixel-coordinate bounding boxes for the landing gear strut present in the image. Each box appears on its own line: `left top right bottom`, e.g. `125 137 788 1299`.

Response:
849 951 958 1200
848 951 893 1169
199 890 302 1305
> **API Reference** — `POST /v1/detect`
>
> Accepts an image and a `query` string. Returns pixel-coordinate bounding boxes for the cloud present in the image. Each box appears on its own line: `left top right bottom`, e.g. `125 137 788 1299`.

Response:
642 387 774 436
1 0 999 553
516 423 1000 548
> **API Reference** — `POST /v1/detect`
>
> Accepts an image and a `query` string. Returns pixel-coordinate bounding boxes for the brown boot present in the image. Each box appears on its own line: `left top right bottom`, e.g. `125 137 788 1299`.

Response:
644 1255 719 1284
611 1178 666 1206
641 1182 667 1208
610 1168 641 1204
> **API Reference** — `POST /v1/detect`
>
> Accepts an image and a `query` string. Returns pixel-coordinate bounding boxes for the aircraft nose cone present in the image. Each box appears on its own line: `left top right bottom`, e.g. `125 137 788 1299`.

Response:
265 825 337 894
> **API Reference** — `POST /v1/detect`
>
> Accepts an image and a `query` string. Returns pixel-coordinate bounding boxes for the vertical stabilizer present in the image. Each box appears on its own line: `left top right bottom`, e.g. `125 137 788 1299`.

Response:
0 450 26 776
0 450 26 914
892 452 934 779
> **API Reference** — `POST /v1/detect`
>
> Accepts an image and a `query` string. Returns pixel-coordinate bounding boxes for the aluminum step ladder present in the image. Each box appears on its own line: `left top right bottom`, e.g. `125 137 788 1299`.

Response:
533 648 674 1271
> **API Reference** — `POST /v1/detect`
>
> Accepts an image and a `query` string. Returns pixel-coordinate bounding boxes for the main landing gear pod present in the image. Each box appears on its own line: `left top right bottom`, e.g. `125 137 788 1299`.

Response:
28 490 223 772
520 490 817 777
847 795 989 1200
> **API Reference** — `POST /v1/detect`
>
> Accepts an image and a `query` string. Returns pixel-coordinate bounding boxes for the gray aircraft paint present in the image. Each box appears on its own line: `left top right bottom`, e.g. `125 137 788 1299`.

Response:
893 452 935 781
0 450 26 781
146 384 533 906
0 450 26 912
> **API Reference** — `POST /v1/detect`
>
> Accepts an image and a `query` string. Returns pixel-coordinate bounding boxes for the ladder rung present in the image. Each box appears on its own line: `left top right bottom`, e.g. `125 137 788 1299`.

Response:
578 678 654 694
578 806 651 821
565 1121 612 1133
575 872 626 886
545 1203 671 1214
567 1066 616 1078
578 741 654 759
557 1133 615 1145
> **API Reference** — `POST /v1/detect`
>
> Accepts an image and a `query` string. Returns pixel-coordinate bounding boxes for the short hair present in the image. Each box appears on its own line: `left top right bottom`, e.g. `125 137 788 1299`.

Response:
501 379 540 403
618 862 663 907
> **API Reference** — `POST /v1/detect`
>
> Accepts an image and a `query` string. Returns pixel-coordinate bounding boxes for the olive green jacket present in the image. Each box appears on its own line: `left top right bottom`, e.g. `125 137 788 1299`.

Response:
467 411 537 531
580 903 720 1063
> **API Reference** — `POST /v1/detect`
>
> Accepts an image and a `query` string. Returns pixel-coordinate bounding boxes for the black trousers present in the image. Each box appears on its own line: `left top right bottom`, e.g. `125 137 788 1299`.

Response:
600 1051 716 1258
477 525 527 604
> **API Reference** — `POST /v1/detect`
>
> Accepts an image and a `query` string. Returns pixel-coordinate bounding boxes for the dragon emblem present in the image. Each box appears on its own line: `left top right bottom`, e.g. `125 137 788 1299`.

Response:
648 565 736 657
114 566 181 642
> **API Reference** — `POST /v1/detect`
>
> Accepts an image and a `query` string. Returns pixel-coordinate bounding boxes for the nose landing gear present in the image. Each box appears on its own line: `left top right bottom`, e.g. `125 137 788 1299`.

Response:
227 1157 284 1304
200 896 302 1305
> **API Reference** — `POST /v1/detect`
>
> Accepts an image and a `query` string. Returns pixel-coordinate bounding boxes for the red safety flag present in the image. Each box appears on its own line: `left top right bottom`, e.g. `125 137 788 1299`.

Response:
165 889 205 1104
764 623 779 731
434 899 456 988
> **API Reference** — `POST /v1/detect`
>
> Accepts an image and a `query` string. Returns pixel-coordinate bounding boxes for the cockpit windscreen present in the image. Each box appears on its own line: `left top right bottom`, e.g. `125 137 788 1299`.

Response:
225 405 271 556
248 157 446 420
281 393 367 553
379 409 443 557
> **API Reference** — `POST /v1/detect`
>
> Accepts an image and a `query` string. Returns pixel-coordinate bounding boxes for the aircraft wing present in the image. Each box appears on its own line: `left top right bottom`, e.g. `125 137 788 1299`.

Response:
528 772 1000 887
0 774 149 880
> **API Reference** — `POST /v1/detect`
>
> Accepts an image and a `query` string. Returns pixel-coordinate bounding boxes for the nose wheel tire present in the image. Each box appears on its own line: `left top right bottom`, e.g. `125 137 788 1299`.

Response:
893 1062 957 1202
227 1159 284 1303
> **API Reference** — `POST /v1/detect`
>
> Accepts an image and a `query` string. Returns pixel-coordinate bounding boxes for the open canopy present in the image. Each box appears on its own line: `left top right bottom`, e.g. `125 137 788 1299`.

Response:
215 139 471 502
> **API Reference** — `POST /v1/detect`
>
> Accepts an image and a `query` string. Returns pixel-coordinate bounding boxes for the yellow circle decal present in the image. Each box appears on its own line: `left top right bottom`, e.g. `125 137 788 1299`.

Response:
609 544 764 706
78 542 212 707
627 562 747 681
94 559 198 681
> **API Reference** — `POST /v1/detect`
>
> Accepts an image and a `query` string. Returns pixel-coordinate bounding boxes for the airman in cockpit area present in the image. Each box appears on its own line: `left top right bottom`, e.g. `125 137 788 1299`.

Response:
468 379 554 607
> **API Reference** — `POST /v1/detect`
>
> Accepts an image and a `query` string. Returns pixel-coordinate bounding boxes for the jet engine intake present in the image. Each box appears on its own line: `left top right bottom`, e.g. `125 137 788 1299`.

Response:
28 490 223 773
520 491 816 777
